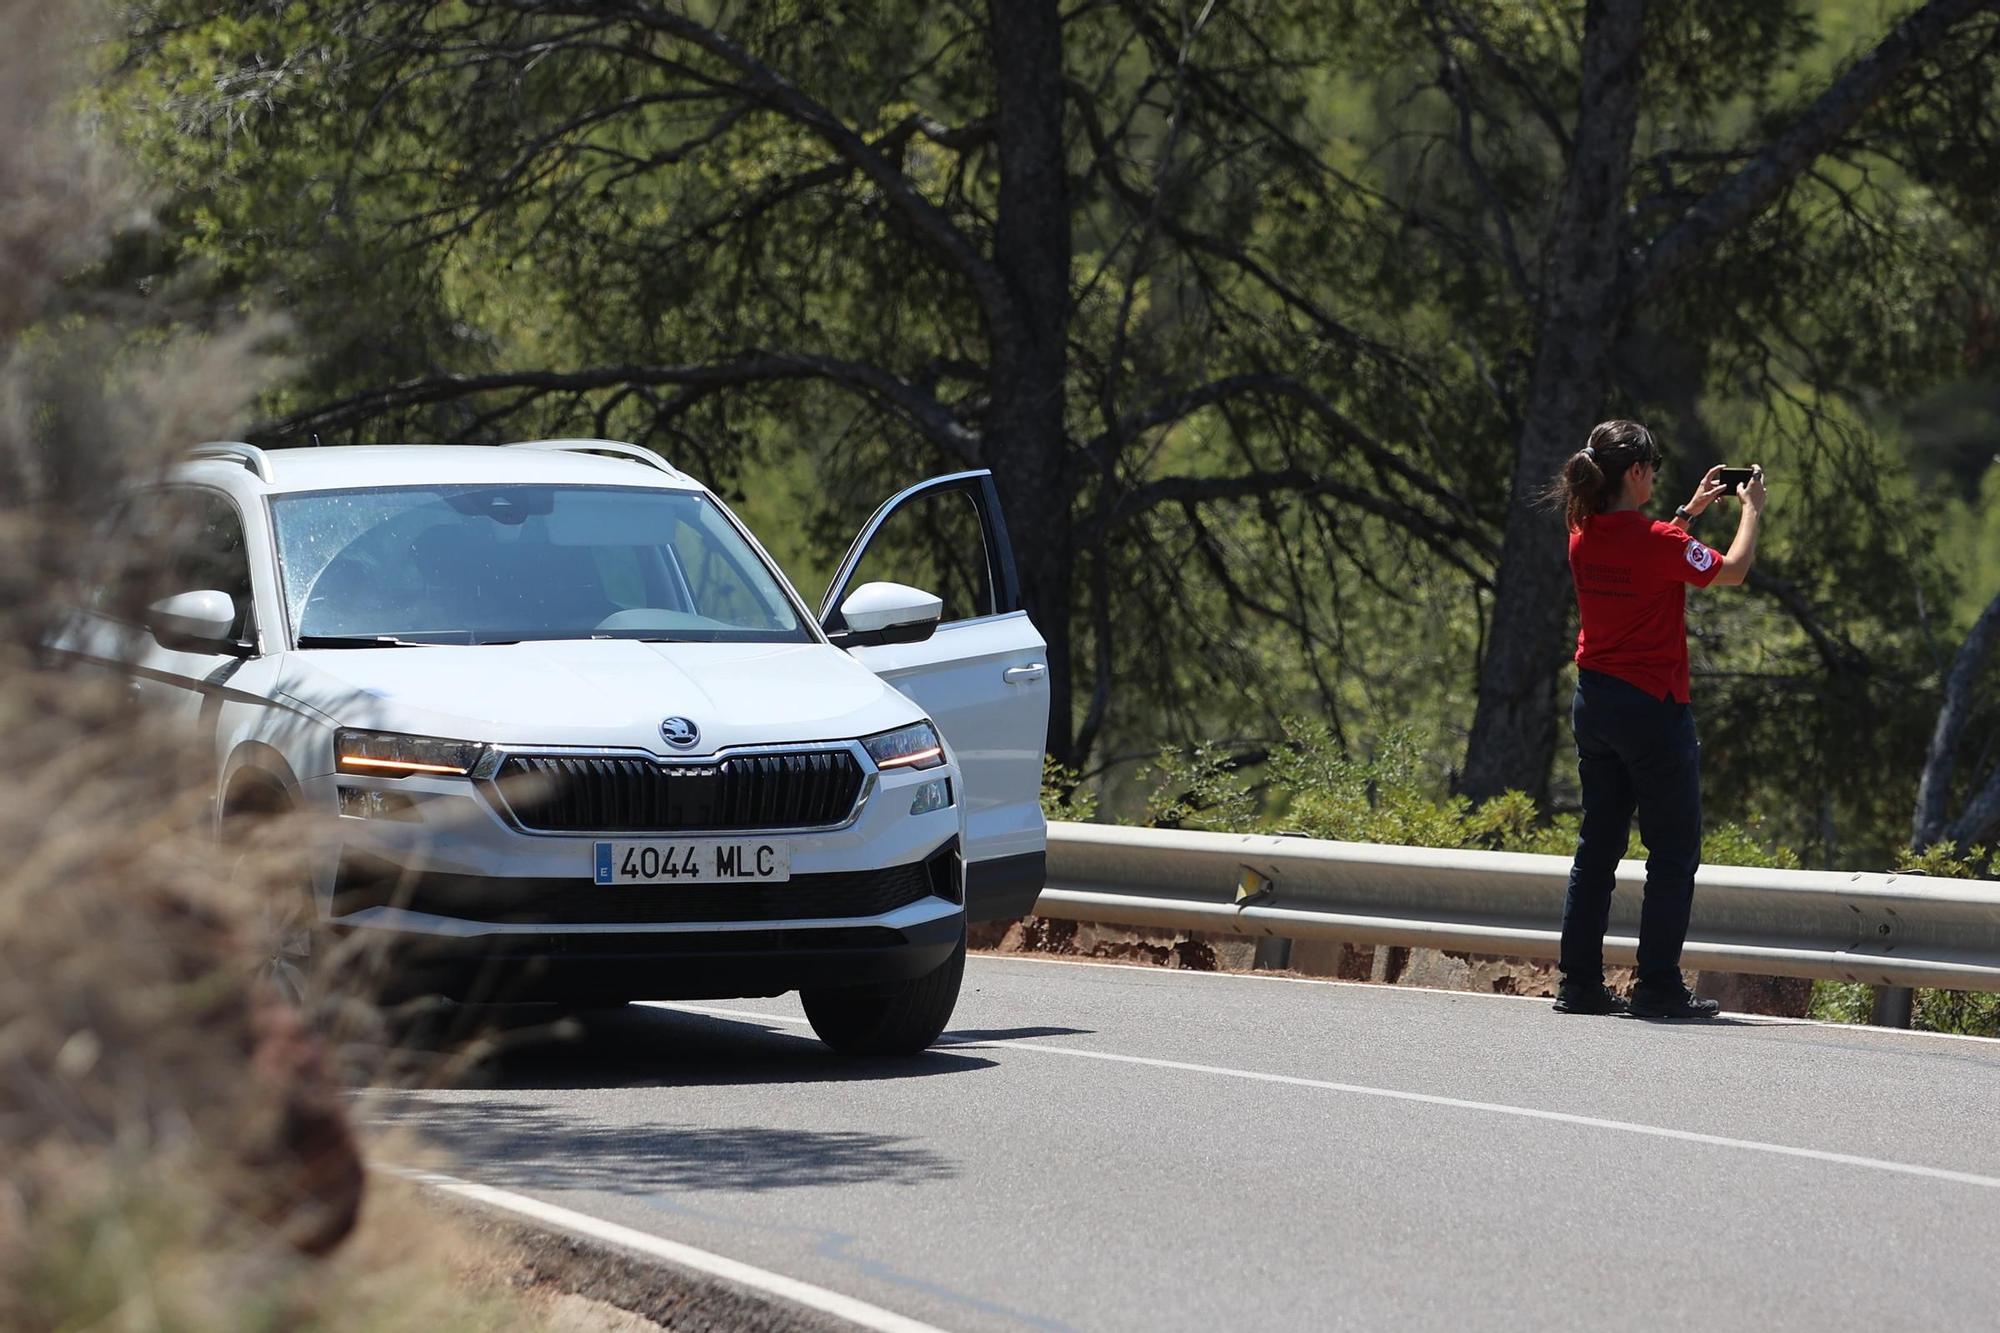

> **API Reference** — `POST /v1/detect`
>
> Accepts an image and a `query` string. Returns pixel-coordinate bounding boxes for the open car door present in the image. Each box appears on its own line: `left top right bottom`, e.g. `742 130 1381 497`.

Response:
822 470 1049 921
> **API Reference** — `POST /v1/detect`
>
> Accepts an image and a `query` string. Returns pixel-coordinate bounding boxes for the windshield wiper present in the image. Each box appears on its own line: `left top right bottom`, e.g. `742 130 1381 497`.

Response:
295 634 432 648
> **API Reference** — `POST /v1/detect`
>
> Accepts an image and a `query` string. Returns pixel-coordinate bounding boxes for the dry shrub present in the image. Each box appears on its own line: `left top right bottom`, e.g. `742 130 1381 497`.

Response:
0 7 647 1327
0 1 370 1323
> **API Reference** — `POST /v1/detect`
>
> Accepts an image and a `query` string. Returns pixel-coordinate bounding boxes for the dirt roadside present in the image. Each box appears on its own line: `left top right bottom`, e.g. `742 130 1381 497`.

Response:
970 915 1813 1016
397 1175 863 1333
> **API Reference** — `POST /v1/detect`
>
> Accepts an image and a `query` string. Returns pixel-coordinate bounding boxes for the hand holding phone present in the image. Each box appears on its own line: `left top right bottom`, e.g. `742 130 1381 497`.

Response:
1715 466 1759 494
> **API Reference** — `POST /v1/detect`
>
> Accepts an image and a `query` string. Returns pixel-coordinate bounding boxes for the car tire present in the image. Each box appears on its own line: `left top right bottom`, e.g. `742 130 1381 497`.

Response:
223 800 400 1076
801 926 966 1056
222 781 331 1018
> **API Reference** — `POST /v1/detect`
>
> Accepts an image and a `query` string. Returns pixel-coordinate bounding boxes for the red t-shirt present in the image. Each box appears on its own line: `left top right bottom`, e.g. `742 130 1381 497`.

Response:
1569 509 1722 702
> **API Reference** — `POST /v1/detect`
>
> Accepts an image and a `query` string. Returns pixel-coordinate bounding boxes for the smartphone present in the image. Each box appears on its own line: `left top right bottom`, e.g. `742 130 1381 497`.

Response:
1716 466 1758 493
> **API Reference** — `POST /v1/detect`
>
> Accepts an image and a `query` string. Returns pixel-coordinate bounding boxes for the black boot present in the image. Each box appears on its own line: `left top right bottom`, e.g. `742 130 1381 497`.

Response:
1628 982 1721 1019
1552 980 1628 1015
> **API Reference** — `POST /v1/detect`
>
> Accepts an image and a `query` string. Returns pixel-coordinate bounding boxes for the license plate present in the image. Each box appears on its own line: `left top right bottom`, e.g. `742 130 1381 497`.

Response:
593 840 792 885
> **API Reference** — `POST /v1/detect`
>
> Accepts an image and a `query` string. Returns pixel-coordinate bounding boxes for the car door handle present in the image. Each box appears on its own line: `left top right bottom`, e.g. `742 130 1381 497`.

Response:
1003 664 1046 685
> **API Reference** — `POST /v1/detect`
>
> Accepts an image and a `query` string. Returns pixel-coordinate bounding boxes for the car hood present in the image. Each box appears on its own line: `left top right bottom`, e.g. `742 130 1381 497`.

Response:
277 638 921 755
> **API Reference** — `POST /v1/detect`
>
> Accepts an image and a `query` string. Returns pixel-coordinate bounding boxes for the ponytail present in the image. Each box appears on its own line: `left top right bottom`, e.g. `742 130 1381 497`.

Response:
1543 420 1661 531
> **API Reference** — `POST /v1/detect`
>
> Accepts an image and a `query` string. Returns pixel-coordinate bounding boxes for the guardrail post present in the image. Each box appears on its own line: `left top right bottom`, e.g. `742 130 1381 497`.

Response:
1252 936 1292 970
1870 985 1915 1029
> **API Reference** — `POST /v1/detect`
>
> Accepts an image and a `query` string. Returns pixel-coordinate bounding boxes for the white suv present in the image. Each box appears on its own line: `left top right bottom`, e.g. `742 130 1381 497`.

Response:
61 440 1050 1054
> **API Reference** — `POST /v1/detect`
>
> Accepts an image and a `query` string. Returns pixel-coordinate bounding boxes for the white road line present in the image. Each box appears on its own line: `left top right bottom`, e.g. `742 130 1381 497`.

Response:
395 1166 954 1333
653 1003 2000 1193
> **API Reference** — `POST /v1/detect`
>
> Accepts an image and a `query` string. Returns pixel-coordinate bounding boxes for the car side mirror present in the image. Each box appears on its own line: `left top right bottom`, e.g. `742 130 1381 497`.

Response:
834 581 943 647
147 589 247 655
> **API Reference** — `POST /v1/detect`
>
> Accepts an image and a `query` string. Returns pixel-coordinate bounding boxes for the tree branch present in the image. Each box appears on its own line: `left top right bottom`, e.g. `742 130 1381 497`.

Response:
251 353 982 464
514 1 1010 324
1423 6 1536 305
1092 371 1487 536
1063 75 1423 376
1742 567 1871 678
1636 0 1997 302
1105 467 1495 583
1427 0 1574 156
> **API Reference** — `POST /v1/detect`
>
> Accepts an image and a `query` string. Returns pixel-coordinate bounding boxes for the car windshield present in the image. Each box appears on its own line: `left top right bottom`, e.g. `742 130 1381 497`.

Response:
270 484 811 646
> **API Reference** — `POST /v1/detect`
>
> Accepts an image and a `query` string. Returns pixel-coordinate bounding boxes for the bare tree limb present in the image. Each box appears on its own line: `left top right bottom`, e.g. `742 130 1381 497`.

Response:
1063 74 1422 375
1104 466 1495 582
1636 0 1998 301
1093 370 1486 534
1423 6 1536 304
1743 567 1871 678
508 1 1011 324
251 353 982 464
1428 0 1574 156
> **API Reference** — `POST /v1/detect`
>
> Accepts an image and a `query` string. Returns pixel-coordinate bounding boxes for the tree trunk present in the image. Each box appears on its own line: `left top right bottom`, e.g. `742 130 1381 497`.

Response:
1913 585 2000 848
986 0 1078 763
1459 0 1648 805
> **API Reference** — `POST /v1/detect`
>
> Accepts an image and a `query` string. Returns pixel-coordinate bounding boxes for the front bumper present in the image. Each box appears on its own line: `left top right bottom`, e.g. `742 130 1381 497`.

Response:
328 837 964 1004
346 902 966 1004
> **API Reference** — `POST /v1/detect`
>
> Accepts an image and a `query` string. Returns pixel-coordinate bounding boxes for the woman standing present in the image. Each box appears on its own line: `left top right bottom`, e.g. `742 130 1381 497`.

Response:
1548 419 1766 1019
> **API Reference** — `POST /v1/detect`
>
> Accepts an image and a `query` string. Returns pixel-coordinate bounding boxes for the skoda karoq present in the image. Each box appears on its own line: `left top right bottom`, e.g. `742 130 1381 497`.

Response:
61 440 1050 1054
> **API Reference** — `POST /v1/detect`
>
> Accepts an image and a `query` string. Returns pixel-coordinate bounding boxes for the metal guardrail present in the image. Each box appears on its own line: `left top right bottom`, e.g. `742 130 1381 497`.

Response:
1038 823 2000 992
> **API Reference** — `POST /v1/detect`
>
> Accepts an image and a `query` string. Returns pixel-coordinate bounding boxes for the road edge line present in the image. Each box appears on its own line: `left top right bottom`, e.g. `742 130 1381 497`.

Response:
390 1165 953 1333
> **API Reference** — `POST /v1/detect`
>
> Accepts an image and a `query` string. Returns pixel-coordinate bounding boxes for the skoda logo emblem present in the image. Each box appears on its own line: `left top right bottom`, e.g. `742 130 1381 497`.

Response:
660 716 700 750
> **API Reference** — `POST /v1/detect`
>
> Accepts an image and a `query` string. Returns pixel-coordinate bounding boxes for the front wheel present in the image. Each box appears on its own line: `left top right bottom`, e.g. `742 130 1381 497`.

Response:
801 929 966 1055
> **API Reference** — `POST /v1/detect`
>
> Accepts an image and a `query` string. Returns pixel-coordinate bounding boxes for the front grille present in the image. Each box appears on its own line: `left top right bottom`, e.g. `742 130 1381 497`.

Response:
335 844 956 926
495 748 864 833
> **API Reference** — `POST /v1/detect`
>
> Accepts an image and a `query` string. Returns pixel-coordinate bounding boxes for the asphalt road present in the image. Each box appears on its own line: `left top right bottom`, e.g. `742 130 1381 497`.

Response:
365 957 2000 1331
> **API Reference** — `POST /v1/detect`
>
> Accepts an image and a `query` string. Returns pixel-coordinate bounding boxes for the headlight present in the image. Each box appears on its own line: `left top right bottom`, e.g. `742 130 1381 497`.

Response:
335 728 490 777
863 720 945 771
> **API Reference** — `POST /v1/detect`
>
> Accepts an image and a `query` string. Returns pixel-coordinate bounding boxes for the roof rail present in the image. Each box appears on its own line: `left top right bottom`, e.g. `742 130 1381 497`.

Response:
185 441 274 483
505 438 680 477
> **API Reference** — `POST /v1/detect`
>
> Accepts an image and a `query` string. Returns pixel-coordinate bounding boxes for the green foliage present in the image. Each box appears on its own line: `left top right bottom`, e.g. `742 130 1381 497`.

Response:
1142 717 1798 867
1040 756 1098 824
1810 979 2000 1038
1808 981 1876 1026
1912 989 2000 1038
1894 841 1993 879
1141 739 1260 834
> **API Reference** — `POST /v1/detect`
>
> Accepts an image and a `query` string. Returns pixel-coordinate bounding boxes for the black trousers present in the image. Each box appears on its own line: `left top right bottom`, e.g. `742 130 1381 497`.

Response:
1559 669 1702 990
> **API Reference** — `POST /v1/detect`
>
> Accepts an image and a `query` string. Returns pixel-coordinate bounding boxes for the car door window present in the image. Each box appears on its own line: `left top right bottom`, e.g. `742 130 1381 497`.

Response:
843 487 994 625
159 490 256 642
93 490 254 643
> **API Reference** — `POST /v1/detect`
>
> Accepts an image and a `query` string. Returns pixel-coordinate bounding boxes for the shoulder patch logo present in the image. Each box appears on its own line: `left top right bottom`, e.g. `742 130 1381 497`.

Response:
1686 542 1716 572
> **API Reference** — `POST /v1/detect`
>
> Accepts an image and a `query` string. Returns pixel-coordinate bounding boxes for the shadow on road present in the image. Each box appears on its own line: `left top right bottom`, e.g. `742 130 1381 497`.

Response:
942 1025 1091 1044
357 1005 980 1193
371 1095 958 1194
387 1001 1001 1092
